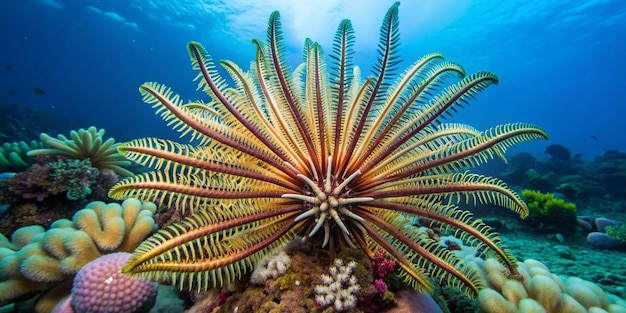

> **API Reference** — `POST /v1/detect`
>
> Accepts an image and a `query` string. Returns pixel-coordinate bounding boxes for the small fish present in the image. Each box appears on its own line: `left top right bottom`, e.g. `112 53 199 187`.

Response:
591 135 597 140
4 65 12 72
8 90 15 96
0 172 15 180
33 87 45 95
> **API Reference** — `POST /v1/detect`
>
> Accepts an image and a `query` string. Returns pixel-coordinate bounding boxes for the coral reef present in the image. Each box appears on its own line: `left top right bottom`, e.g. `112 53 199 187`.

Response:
545 144 571 161
0 156 120 234
27 127 133 177
0 140 46 172
0 198 157 312
0 157 114 202
0 101 85 143
189 241 405 313
485 148 626 210
522 168 555 193
590 150 626 199
314 258 361 311
521 189 578 233
474 257 626 313
51 252 158 313
49 159 98 201
555 174 605 201
496 152 537 187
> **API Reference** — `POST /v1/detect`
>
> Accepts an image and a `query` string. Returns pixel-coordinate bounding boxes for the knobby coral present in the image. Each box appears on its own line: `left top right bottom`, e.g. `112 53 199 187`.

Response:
27 127 133 177
109 2 547 298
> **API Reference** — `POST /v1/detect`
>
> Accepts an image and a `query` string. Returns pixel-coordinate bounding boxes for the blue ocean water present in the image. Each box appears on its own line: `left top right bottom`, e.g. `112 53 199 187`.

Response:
1 0 625 160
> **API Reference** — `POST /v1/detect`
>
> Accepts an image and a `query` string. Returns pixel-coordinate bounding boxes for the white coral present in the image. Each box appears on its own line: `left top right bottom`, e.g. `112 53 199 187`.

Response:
250 250 291 285
314 258 360 311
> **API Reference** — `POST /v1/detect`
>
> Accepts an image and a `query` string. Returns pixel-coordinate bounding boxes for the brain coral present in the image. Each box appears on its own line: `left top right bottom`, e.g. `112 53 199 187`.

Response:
0 198 157 313
51 252 158 313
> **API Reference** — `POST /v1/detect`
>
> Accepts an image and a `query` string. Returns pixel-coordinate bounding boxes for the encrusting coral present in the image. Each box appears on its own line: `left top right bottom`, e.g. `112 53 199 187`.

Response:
250 249 292 285
27 127 133 177
473 257 626 313
0 198 157 312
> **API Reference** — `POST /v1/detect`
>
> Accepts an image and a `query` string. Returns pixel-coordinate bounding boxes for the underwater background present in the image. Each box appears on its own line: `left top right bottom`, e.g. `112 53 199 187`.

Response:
1 0 626 312
2 0 626 159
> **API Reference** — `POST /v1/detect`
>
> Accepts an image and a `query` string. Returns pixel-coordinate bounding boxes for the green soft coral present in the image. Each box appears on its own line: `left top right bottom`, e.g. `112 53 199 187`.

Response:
521 189 577 232
27 127 133 177
0 140 46 172
605 224 626 243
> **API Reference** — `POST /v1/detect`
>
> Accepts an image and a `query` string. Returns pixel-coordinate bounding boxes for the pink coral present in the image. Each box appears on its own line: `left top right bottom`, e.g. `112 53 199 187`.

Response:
372 249 396 278
373 278 388 294
53 252 158 313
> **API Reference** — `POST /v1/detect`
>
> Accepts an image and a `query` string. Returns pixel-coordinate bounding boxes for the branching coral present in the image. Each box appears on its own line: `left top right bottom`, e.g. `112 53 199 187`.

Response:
49 159 98 201
0 198 157 313
27 127 133 177
314 258 361 311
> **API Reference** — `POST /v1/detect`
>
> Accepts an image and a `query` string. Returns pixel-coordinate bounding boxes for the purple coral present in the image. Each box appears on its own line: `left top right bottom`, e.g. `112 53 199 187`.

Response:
52 252 158 313
1 161 52 201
